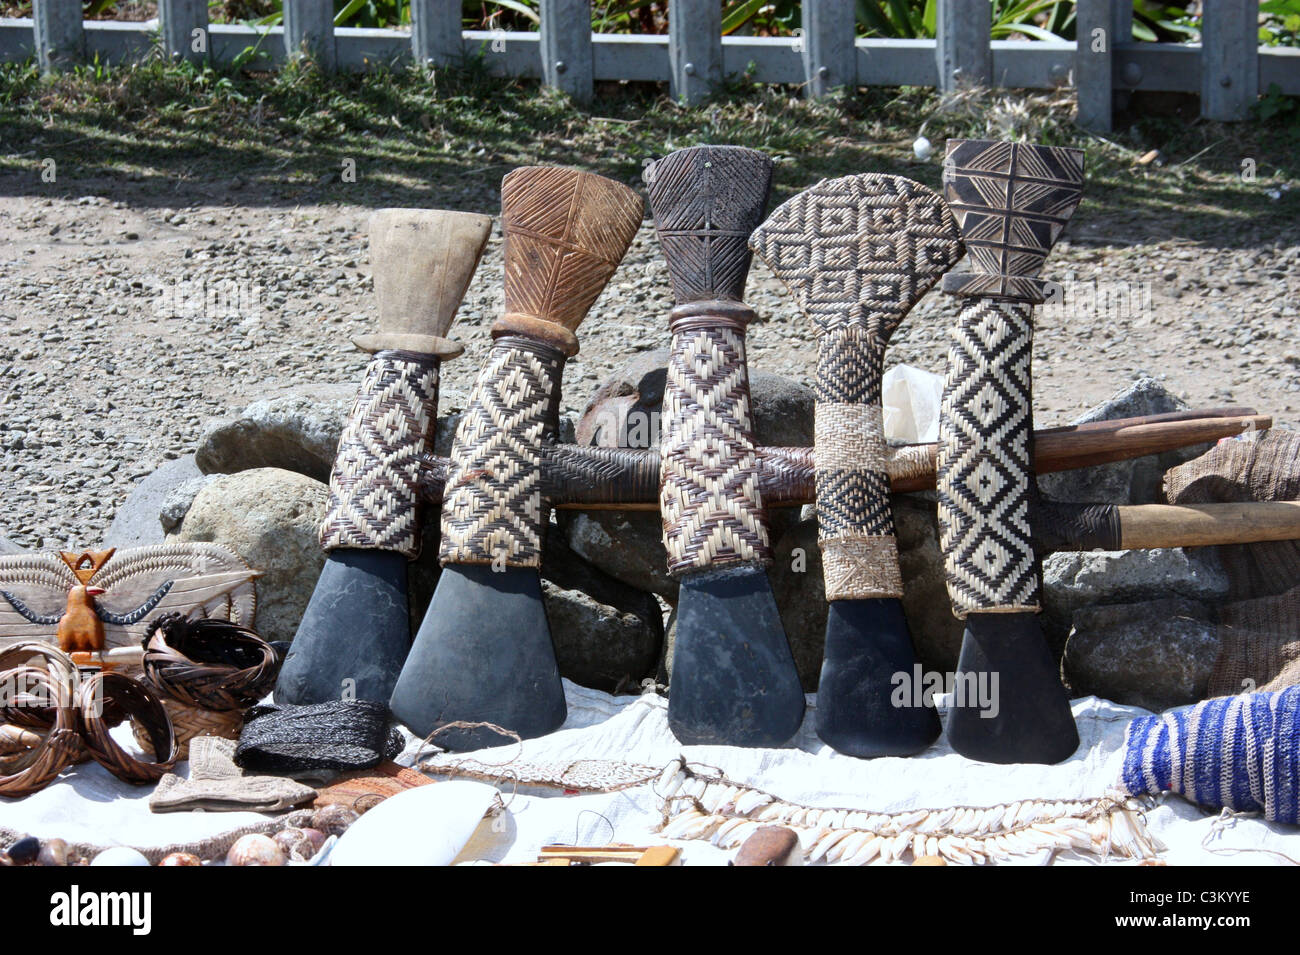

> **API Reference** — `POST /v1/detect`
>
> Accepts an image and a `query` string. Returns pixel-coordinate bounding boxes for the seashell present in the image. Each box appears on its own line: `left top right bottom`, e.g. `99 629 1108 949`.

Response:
712 817 749 847
37 838 68 867
159 853 202 867
274 828 319 862
680 777 707 802
733 789 771 817
1002 802 1021 831
846 835 882 867
227 834 286 867
829 830 870 864
808 829 850 863
90 847 151 867
7 836 40 865
661 810 705 840
311 804 360 836
889 831 913 863
912 855 946 866
721 821 759 849
332 781 501 867
656 759 683 794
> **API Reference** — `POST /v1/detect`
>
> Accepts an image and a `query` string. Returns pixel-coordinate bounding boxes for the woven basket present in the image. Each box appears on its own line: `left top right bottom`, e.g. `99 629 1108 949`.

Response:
133 698 243 761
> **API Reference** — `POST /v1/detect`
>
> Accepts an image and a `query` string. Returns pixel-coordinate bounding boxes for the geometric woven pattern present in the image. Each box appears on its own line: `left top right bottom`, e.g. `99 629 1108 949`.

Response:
660 322 771 573
749 174 962 599
647 145 775 575
941 140 1084 303
438 338 563 569
936 299 1040 614
320 353 440 558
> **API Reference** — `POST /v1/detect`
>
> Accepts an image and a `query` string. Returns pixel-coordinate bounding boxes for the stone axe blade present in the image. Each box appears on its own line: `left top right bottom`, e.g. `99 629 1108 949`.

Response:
275 208 492 706
936 139 1085 764
647 145 804 747
390 167 644 749
750 173 964 757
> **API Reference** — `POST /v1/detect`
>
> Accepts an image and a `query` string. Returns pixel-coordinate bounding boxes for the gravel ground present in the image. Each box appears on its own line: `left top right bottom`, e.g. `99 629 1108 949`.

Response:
1 178 1297 551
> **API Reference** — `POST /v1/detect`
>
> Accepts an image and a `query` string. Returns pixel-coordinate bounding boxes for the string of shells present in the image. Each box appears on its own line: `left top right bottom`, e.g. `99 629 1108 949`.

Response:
653 760 1164 865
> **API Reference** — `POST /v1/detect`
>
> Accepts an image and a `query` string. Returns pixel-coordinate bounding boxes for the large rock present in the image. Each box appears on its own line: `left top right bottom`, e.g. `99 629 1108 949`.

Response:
159 474 222 533
561 350 812 601
1038 376 1208 505
170 468 329 643
1063 597 1219 711
195 385 356 482
104 455 206 550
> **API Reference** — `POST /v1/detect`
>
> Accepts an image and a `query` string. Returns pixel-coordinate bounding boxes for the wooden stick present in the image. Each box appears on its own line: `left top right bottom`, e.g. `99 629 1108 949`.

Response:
1118 501 1300 551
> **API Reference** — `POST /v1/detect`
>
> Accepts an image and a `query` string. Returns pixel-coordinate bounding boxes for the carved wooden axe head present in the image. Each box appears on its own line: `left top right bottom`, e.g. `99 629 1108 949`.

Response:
390 168 642 749
749 173 962 758
353 209 493 356
276 209 491 708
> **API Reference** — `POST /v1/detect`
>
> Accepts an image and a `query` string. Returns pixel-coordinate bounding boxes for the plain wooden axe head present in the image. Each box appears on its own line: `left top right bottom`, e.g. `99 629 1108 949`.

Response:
749 173 963 343
494 167 644 357
941 140 1084 303
354 209 493 358
645 145 773 304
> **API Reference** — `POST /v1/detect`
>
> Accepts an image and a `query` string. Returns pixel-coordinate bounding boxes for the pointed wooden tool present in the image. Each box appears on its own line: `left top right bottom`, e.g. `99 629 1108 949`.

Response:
648 145 804 747
389 168 643 749
750 173 964 757
276 208 492 706
936 139 1085 764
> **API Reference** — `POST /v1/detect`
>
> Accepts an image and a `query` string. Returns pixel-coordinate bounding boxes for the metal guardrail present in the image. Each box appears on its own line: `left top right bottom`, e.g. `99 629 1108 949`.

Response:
3 0 1294 131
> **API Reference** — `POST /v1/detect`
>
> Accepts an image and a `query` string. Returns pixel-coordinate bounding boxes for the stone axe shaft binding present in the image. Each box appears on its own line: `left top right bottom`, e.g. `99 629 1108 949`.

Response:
275 209 492 706
750 173 964 757
390 167 644 749
648 145 804 747
936 139 1085 764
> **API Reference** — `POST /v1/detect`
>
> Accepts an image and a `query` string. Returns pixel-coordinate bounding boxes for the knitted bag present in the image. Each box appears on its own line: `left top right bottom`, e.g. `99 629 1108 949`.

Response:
1121 687 1300 823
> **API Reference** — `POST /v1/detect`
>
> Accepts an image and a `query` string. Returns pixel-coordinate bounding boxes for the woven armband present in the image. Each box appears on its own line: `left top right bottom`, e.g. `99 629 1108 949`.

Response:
320 352 440 559
439 336 564 569
660 317 771 575
936 299 1041 616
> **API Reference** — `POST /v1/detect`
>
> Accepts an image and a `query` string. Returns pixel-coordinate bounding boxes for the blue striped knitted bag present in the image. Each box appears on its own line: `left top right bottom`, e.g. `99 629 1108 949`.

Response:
1121 687 1300 824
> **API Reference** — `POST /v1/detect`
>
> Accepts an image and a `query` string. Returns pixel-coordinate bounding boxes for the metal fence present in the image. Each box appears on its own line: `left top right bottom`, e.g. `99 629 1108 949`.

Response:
1 0 1296 130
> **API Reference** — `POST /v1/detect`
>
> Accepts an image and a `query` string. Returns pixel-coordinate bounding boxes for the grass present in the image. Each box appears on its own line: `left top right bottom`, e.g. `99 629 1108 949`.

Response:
0 50 1297 246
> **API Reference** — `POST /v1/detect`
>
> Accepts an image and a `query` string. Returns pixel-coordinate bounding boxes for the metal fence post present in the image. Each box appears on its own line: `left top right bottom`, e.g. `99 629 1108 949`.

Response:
33 0 83 74
283 0 337 72
1075 0 1116 131
159 0 209 64
802 0 855 98
1201 0 1260 121
934 0 991 92
541 0 594 103
669 0 721 104
411 0 461 66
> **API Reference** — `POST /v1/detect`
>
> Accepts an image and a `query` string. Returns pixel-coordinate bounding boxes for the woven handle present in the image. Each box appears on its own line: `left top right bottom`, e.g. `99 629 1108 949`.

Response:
660 308 771 574
320 352 440 558
439 336 564 569
936 298 1040 616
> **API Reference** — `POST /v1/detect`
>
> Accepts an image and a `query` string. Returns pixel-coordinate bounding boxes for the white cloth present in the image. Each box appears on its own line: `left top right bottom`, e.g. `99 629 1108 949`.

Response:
3 683 1298 865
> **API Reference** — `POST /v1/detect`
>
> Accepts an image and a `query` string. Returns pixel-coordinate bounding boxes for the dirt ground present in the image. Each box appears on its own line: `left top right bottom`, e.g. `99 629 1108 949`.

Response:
0 169 1297 551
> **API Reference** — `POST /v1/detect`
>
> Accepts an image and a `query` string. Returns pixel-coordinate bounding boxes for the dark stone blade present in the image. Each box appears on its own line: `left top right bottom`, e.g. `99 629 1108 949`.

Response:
944 612 1080 765
668 566 804 748
274 549 412 705
816 598 940 758
389 563 566 751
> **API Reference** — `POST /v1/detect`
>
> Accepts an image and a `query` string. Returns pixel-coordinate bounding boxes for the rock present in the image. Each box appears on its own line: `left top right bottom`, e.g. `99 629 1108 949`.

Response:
103 455 205 550
562 351 812 601
767 517 827 691
1037 376 1207 505
195 384 356 482
0 536 25 555
1063 597 1218 710
170 468 329 643
159 474 221 532
894 492 965 674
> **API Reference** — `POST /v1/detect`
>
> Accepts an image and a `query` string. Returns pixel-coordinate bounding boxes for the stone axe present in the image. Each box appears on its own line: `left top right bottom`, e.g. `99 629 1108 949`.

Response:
646 145 804 747
389 167 644 749
749 173 964 757
276 209 492 706
936 139 1085 764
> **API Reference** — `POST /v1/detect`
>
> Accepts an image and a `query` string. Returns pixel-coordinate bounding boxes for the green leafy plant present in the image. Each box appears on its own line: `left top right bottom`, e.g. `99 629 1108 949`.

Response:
1260 0 1300 46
